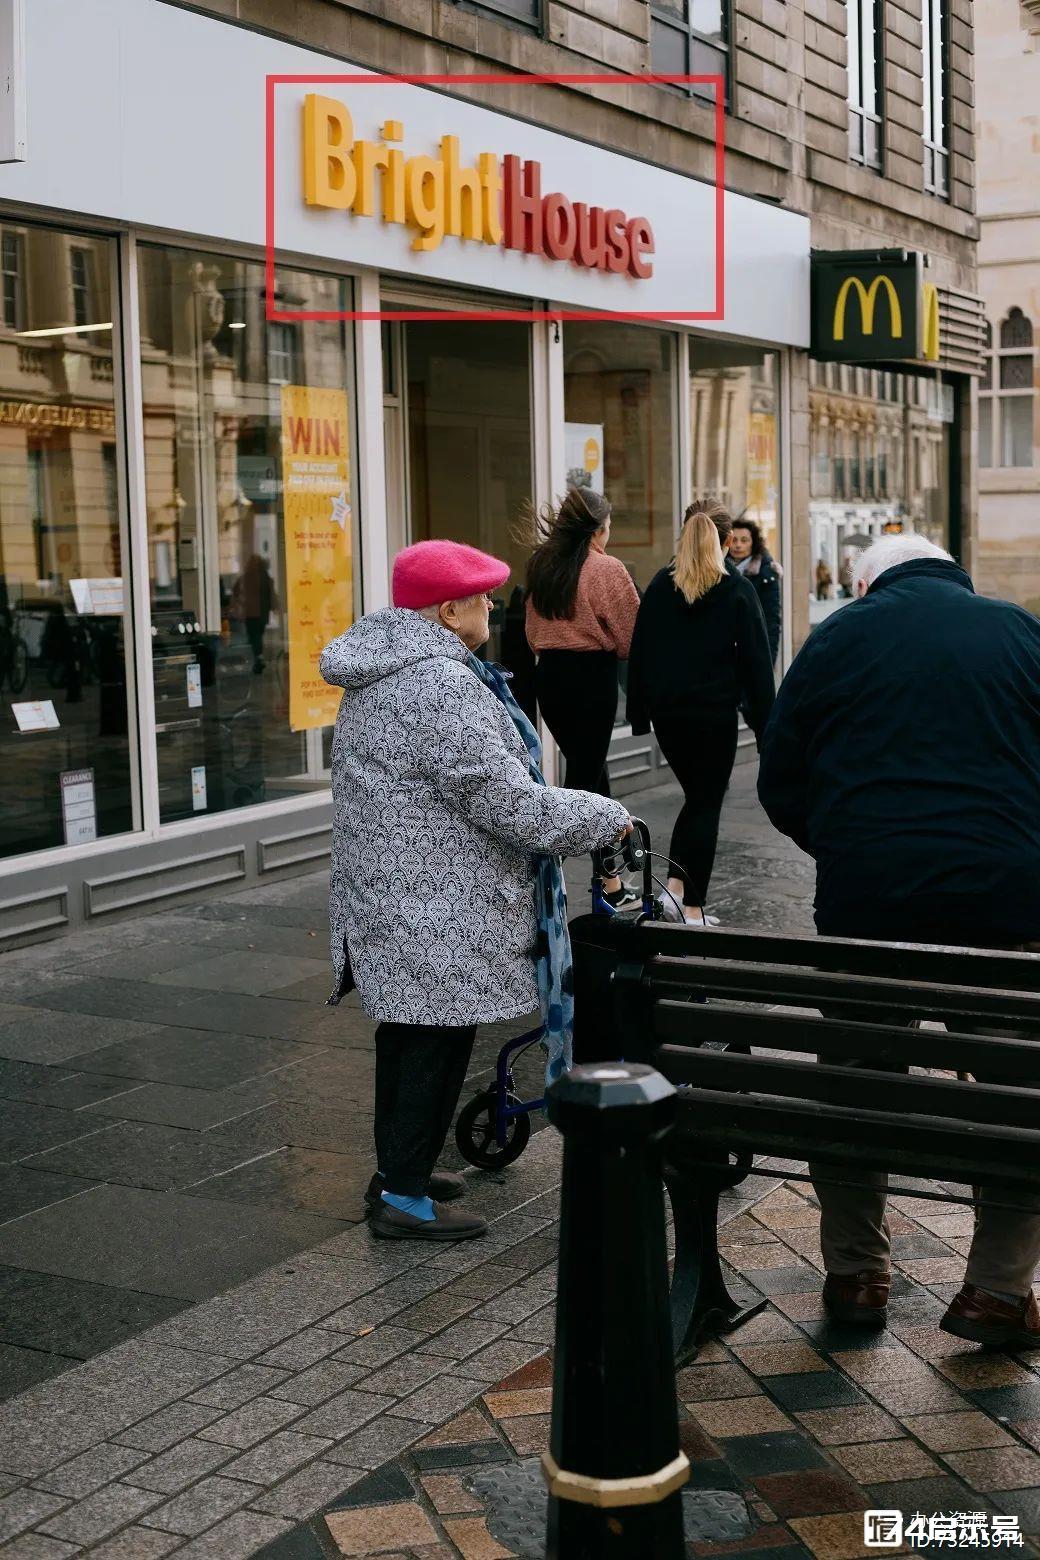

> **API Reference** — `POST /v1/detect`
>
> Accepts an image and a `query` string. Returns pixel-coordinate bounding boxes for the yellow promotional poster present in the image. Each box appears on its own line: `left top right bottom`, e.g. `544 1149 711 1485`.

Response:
746 412 777 516
280 384 352 732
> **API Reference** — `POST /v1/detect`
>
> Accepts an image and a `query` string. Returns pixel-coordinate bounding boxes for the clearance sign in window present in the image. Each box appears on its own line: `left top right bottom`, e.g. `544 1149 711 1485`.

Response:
302 94 656 281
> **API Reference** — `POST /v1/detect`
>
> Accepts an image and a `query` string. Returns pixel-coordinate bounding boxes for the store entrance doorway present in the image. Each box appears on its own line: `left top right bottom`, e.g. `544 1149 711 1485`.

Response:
383 316 537 718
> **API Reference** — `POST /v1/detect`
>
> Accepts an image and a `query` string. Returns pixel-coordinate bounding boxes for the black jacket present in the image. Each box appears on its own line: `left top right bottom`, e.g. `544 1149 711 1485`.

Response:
737 550 782 664
626 567 776 739
758 558 1040 941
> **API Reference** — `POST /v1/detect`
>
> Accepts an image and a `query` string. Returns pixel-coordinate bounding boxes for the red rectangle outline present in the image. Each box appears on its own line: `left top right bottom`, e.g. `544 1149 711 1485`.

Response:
264 72 724 323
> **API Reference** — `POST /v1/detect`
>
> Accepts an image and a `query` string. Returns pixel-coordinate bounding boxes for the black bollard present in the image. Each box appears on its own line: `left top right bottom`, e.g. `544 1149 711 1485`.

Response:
544 1062 687 1560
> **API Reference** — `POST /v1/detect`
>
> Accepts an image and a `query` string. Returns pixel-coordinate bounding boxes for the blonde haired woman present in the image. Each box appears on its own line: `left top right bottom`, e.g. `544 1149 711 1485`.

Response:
626 505 776 923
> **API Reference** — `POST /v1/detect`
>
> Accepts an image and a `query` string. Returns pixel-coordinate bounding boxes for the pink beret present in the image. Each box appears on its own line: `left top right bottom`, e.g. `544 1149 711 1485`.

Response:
392 539 510 610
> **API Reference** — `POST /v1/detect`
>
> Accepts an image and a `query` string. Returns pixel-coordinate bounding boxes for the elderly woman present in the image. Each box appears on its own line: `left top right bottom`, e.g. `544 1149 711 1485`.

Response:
320 539 629 1242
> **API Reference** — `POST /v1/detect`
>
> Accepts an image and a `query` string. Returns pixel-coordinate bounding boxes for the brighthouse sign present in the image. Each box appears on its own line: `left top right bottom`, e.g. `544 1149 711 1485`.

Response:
811 251 940 364
302 94 656 280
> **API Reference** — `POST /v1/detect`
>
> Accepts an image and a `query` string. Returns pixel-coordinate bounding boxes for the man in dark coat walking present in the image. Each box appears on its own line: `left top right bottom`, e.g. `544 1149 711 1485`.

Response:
758 534 1040 1350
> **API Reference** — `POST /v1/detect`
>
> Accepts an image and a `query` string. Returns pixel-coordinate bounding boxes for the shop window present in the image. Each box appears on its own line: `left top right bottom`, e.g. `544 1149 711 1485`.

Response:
401 318 533 711
810 362 952 629
687 342 781 557
848 0 883 171
923 0 950 197
137 246 357 824
0 225 133 862
651 0 729 107
980 309 1035 469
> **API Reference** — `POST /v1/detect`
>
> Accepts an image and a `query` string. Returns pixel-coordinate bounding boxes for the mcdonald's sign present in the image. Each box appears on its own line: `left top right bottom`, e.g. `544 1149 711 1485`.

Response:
811 250 935 363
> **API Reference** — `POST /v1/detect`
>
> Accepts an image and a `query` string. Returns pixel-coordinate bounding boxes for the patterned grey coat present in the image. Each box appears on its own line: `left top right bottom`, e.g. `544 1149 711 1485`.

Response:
320 608 629 1027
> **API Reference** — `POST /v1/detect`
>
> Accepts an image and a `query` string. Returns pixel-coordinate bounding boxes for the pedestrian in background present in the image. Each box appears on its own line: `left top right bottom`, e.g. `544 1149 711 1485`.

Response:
627 506 775 925
729 516 782 665
524 486 641 909
758 533 1040 1347
321 539 630 1243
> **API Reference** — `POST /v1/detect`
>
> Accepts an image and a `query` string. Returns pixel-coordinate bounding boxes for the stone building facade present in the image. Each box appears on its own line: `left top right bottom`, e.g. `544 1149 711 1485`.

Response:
975 0 1040 612
0 0 983 941
185 0 980 646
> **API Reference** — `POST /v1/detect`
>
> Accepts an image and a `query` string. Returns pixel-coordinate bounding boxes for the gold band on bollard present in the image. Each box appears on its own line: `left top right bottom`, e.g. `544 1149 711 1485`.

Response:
541 1450 690 1508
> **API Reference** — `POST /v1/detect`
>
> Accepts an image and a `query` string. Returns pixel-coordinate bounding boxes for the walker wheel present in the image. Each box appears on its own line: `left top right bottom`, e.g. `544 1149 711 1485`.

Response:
455 1088 532 1169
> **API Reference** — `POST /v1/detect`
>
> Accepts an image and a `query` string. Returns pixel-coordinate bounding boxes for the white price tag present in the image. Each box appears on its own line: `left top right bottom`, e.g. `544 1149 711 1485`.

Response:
12 700 60 732
186 663 202 708
191 765 207 812
60 768 97 846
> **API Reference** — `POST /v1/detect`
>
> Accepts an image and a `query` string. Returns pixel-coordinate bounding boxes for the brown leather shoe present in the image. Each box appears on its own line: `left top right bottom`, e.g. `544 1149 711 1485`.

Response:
941 1284 1040 1350
822 1271 891 1326
370 1199 487 1241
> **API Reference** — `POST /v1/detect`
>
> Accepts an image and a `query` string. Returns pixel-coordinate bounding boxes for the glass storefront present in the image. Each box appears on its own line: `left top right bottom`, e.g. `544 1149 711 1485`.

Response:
808 361 953 626
138 246 357 822
0 223 133 861
400 318 534 711
0 229 791 869
689 340 781 558
563 320 677 594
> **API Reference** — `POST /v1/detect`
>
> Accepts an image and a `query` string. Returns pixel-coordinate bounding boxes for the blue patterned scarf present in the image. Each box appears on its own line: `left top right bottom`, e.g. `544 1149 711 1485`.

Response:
467 655 574 1085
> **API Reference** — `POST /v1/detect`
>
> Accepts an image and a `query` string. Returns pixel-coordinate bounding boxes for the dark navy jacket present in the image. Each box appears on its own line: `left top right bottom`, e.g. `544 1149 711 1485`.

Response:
757 559 1040 942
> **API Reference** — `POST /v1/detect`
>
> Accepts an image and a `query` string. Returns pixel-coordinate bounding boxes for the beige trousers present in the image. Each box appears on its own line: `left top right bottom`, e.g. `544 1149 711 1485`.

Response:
812 1048 1040 1298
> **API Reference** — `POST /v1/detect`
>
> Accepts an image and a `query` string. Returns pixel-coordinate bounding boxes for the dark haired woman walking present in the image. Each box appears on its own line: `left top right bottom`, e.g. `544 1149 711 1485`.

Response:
627 507 775 925
728 516 782 665
525 487 640 906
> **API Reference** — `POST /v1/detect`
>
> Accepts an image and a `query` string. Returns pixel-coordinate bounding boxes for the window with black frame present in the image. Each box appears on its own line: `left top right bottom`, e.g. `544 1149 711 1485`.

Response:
922 0 949 197
651 0 729 106
847 0 883 171
449 0 540 28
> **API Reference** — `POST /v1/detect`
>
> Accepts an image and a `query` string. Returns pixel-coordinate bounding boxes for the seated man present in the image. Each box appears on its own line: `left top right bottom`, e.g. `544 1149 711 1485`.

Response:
320 539 630 1242
758 534 1040 1348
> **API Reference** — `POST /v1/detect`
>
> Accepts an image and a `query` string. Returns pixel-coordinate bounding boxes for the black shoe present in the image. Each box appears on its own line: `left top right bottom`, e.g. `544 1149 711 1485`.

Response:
604 885 640 912
369 1199 487 1241
364 1171 466 1214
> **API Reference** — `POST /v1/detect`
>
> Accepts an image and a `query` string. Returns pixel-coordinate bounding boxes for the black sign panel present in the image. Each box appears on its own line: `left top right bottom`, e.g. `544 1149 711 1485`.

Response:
811 252 922 362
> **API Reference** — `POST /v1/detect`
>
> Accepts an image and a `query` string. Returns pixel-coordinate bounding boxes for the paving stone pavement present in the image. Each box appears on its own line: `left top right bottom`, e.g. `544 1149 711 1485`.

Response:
0 763 810 1405
3 761 955 1559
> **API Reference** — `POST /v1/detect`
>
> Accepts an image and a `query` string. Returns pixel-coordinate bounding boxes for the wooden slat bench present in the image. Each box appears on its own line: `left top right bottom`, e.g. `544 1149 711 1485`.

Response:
568 915 1040 1363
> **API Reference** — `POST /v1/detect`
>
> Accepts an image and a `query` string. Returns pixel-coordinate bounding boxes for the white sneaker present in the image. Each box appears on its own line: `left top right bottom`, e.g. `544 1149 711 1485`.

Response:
657 894 685 922
684 911 721 927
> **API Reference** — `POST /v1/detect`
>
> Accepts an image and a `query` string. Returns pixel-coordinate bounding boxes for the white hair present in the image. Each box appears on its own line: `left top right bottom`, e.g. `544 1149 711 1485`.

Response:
417 594 481 621
852 534 953 593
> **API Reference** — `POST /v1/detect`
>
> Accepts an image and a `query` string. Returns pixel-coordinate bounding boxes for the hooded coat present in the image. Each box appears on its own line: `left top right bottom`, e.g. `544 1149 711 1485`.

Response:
320 608 629 1027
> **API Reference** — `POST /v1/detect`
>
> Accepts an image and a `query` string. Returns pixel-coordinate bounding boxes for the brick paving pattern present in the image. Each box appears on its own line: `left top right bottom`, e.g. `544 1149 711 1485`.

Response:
0 767 1037 1554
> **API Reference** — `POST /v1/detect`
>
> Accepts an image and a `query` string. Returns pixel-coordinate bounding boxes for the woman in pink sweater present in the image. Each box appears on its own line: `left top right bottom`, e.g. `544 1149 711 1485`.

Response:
524 487 641 906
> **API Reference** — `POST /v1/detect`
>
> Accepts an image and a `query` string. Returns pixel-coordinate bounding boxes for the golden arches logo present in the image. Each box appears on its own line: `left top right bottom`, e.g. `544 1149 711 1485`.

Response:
832 274 903 342
921 281 940 362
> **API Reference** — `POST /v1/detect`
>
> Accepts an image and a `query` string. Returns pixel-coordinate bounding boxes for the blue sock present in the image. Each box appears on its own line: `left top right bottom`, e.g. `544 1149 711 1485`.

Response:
381 1190 436 1221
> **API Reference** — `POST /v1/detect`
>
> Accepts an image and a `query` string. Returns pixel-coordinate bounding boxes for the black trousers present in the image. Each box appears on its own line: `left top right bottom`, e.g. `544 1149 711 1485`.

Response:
535 649 617 796
374 1022 476 1197
653 714 738 906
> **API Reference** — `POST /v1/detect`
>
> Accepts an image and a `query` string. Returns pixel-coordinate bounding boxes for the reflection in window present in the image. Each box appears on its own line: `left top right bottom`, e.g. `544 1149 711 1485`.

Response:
980 309 1035 470
848 0 883 171
688 341 780 562
0 225 131 861
651 0 729 107
138 247 357 823
71 249 95 329
1 231 24 331
809 362 951 628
